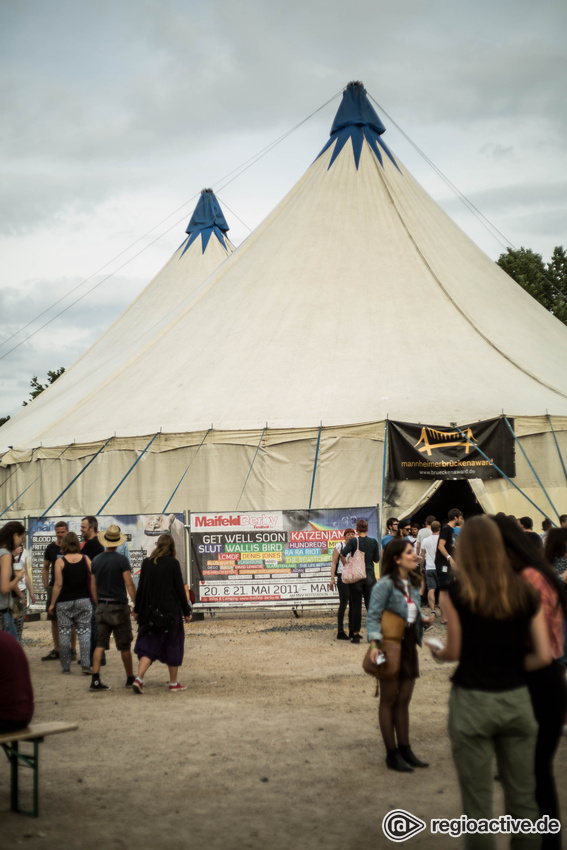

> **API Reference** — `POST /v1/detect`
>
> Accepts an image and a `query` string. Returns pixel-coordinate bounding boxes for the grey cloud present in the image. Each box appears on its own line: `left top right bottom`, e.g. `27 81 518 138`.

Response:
442 182 567 216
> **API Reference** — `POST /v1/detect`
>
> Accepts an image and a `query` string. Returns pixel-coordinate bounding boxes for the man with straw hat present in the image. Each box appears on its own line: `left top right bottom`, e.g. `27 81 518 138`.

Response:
89 525 137 692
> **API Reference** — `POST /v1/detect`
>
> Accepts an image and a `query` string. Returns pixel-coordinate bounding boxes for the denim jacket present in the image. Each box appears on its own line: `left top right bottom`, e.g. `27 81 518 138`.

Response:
366 576 424 646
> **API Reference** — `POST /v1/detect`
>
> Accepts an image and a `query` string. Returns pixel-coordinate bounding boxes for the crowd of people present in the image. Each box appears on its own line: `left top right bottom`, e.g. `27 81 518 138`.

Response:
0 517 192 703
360 509 567 850
2 509 567 847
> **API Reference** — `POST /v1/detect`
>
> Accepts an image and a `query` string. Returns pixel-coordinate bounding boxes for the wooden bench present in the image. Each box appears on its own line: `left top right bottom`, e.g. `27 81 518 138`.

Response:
0 721 78 817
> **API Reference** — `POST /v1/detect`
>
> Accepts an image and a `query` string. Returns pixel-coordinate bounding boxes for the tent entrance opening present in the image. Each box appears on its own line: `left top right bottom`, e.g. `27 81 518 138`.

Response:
413 480 484 524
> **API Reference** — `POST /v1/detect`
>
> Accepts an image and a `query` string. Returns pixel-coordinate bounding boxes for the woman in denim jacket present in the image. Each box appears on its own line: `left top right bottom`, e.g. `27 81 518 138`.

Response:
367 538 434 772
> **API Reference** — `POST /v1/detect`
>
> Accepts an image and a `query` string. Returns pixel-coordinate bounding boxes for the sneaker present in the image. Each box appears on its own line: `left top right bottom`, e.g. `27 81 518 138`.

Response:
42 649 60 661
70 649 77 661
125 676 136 688
62 668 71 674
351 634 362 644
81 666 92 675
336 632 350 641
90 680 111 691
168 683 187 692
132 677 144 694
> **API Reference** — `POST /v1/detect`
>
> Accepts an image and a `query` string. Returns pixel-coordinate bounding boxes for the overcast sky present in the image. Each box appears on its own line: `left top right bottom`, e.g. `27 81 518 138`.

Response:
1 0 565 417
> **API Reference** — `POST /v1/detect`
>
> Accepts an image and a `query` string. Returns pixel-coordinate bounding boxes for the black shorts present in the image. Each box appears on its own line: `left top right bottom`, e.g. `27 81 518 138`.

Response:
436 564 454 590
95 603 133 651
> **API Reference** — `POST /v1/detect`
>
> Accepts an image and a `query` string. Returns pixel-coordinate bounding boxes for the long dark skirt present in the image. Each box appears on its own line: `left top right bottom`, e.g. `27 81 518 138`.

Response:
134 615 185 667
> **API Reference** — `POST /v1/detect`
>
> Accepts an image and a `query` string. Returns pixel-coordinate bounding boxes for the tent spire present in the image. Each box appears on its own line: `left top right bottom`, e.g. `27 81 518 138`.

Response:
316 80 399 172
181 188 230 256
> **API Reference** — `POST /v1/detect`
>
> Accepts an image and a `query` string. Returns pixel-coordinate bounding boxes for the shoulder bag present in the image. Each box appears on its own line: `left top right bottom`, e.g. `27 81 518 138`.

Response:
362 600 406 682
341 537 367 584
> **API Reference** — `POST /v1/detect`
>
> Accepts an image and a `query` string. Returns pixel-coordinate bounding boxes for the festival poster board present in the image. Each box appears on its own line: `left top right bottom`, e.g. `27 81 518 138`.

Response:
28 513 185 611
190 508 378 608
388 417 515 481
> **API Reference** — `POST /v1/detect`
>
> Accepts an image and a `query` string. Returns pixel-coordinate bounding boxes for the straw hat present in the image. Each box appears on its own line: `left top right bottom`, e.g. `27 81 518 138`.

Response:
98 524 127 548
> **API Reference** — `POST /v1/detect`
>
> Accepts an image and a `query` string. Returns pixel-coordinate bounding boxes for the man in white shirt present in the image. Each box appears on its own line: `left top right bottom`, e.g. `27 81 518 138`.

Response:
421 521 441 615
415 515 435 566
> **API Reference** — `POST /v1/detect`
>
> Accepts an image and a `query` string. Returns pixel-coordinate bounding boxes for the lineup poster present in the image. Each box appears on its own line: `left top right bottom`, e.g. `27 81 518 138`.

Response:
190 508 378 608
28 513 185 610
388 417 515 481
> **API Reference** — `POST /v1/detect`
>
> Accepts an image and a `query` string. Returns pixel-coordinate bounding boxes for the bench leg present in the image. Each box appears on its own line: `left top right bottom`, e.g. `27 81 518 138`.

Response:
9 742 19 813
2 740 40 817
32 740 39 818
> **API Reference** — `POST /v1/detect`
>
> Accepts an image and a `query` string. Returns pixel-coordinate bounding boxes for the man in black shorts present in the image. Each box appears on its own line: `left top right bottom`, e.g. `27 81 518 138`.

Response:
42 521 77 661
89 525 136 691
434 508 463 624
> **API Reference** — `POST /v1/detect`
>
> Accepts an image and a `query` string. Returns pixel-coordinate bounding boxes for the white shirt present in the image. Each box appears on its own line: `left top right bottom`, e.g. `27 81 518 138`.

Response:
421 534 439 571
334 541 345 575
402 579 418 624
416 527 432 552
15 548 29 592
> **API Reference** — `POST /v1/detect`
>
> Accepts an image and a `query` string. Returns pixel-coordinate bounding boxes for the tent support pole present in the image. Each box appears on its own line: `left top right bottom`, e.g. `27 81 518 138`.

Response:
546 413 567 485
236 427 266 510
163 429 211 513
308 425 323 513
98 432 159 514
40 437 113 517
451 424 551 522
379 419 388 555
0 443 74 519
504 417 559 523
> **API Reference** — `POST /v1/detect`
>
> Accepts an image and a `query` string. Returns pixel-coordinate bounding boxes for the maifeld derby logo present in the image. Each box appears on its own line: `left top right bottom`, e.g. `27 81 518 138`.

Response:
191 512 284 532
413 426 476 456
382 809 426 842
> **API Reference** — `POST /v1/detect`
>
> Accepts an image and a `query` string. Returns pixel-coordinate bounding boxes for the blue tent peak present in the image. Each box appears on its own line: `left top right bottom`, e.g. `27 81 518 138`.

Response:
330 81 386 136
180 189 230 257
316 81 399 173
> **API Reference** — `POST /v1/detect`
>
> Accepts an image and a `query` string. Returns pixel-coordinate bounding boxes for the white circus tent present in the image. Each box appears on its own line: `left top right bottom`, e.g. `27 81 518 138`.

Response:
1 83 567 523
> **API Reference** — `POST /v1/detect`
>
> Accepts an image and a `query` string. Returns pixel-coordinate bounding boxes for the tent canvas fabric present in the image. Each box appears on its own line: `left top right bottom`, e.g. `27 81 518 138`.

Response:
1 84 567 524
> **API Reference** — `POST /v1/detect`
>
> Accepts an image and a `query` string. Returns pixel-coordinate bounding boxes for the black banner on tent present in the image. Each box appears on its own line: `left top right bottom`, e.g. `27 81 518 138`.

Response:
387 418 515 481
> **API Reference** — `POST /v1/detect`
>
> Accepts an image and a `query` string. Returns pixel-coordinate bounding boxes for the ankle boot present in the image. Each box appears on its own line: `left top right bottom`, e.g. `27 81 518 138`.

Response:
399 745 429 768
385 748 413 772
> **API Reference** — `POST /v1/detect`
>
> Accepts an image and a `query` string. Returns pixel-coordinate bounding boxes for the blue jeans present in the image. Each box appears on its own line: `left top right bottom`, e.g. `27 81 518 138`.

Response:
2 610 20 642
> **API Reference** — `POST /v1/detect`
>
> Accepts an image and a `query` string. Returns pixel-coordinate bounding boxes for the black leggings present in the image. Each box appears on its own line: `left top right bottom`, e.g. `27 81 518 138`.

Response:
378 678 416 752
348 579 375 634
526 660 566 850
336 574 351 634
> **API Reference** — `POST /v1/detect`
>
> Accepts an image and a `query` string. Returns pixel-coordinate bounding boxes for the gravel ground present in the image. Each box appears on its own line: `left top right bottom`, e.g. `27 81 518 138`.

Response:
1 611 565 850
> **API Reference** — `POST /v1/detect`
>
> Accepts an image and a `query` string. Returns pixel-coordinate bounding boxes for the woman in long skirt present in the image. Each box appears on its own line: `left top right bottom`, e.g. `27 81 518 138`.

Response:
133 533 192 693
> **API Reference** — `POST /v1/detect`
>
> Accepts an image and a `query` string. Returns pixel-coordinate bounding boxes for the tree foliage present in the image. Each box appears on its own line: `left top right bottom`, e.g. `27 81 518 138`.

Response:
496 246 567 326
0 367 66 426
22 367 66 406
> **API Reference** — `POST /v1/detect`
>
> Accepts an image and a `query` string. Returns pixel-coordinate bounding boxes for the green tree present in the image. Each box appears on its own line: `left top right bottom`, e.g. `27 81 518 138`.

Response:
0 415 10 428
22 367 66 406
497 246 567 325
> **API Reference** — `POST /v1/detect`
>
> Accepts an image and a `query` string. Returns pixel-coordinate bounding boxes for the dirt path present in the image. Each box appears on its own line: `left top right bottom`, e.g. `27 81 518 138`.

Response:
2 613 566 849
